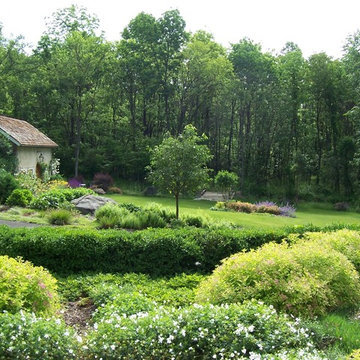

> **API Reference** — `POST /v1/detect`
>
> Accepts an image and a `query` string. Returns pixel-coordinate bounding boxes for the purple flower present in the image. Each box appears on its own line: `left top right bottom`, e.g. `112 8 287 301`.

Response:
279 203 296 217
68 178 81 188
255 201 277 207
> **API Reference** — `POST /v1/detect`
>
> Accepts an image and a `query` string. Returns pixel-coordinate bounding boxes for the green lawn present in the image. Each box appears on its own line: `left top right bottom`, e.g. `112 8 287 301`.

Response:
107 194 360 229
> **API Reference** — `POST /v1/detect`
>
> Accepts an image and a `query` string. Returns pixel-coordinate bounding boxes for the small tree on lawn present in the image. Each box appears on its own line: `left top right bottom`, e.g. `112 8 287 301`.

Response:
147 124 212 218
214 170 239 201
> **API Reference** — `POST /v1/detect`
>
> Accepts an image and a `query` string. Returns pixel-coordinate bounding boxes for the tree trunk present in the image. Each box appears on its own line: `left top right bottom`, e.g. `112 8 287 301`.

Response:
175 193 179 219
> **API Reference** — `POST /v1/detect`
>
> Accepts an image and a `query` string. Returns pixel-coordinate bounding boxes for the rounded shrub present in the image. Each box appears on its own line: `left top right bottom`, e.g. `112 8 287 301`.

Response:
196 241 360 317
87 300 323 359
297 229 360 272
0 312 81 359
0 255 60 316
6 189 34 207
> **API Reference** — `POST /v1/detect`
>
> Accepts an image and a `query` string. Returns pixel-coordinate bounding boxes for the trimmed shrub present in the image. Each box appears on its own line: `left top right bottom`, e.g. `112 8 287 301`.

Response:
87 300 323 359
0 170 18 204
0 312 81 359
6 189 33 207
0 255 59 316
196 241 360 317
47 209 73 225
1 225 360 276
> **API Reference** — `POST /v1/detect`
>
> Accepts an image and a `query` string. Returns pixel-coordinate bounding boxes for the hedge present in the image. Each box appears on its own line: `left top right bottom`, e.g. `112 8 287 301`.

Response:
0 224 359 275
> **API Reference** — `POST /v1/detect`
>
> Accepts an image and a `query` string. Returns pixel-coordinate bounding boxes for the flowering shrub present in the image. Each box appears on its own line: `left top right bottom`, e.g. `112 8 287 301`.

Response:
279 203 296 217
86 300 324 359
196 241 360 317
92 291 157 322
0 312 81 359
15 171 46 195
0 255 59 316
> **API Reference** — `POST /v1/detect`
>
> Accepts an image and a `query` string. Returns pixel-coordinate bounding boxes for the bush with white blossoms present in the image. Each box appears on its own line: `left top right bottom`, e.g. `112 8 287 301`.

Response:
0 311 81 359
85 300 325 359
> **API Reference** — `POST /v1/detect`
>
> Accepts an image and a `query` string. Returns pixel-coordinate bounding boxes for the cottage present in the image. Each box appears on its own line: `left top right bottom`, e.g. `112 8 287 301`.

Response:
0 115 58 176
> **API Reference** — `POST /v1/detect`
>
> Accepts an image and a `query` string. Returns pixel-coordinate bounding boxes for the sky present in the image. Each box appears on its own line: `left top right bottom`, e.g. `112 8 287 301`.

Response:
1 0 359 59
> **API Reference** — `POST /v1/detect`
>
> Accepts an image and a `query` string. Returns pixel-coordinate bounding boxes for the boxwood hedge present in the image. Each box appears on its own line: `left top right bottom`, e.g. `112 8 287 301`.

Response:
0 224 359 275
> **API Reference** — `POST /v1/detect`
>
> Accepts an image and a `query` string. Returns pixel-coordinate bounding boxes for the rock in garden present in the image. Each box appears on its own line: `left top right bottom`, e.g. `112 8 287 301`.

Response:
92 187 106 195
71 195 117 214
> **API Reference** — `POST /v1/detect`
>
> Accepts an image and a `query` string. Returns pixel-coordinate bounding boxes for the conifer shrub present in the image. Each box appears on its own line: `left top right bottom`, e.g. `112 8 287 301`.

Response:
0 170 18 204
0 255 59 316
196 241 360 317
6 189 33 207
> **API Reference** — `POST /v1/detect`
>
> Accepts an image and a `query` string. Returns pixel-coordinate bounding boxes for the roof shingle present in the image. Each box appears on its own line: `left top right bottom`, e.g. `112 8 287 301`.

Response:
0 115 58 148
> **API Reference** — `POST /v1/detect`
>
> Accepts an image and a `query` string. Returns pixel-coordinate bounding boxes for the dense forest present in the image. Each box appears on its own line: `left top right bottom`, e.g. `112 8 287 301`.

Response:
1 5 360 201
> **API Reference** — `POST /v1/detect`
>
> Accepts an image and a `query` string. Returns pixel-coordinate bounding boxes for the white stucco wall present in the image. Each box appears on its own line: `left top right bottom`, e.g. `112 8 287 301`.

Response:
16 147 53 174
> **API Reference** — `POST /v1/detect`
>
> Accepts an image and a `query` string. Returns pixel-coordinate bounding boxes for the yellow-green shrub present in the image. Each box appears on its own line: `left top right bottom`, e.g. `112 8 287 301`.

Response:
348 349 360 359
0 256 59 316
196 241 360 317
295 229 360 272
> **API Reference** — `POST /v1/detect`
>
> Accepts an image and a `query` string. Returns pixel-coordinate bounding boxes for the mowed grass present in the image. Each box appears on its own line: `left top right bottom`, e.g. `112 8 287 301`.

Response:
107 194 360 229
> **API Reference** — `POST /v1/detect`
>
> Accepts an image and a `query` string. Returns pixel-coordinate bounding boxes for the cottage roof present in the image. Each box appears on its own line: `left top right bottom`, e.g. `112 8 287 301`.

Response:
0 115 58 148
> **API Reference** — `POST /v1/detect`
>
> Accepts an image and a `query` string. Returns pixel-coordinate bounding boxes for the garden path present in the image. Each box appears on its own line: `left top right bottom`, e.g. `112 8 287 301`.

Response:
0 219 40 228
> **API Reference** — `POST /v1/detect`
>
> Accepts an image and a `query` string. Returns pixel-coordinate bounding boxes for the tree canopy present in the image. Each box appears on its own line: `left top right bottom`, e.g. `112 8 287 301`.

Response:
1 7 360 202
147 125 211 218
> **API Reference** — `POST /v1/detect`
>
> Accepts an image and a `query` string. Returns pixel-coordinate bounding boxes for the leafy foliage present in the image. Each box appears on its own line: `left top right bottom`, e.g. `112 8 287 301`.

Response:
196 239 360 316
0 312 81 359
148 124 212 218
214 170 239 200
86 300 323 359
0 135 17 173
6 189 33 207
0 255 59 316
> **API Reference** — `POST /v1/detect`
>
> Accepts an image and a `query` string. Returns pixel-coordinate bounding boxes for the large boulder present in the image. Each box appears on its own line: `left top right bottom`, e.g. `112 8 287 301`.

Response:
71 195 117 215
